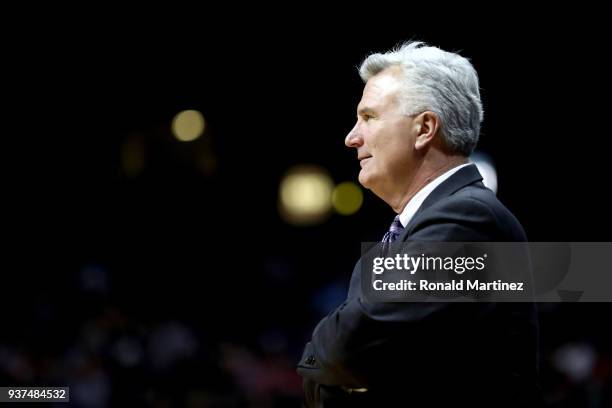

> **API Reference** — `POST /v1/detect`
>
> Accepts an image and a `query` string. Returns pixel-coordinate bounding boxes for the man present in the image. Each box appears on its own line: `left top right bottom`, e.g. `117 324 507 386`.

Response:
297 42 540 407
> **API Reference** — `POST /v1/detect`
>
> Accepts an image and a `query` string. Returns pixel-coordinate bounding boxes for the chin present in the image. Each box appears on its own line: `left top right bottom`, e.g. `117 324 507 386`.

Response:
358 170 373 190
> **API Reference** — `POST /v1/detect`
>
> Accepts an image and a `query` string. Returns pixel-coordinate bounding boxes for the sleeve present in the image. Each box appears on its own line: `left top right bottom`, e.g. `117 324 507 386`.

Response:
297 196 501 387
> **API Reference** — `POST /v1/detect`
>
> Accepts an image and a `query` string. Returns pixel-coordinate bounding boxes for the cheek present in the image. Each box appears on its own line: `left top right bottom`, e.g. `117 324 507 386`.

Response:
381 139 413 172
368 124 399 149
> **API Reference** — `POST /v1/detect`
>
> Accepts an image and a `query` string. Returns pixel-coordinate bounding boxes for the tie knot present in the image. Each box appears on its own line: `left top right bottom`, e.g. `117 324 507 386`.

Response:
389 216 404 234
382 215 405 244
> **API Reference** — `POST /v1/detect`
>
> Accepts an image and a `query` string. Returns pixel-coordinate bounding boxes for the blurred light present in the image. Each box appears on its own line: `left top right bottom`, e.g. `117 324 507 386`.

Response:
171 109 206 142
279 165 334 226
470 152 498 194
332 181 363 215
553 343 596 383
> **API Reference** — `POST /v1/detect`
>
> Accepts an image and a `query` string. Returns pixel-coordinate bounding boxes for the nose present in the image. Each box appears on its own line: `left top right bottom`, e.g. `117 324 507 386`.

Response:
345 123 363 148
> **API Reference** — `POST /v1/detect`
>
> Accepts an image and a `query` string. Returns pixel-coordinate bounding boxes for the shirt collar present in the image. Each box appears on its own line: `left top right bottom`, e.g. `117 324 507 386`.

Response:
398 163 472 227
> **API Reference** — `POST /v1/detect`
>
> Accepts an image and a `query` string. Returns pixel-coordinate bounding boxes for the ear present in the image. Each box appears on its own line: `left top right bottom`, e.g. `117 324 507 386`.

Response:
414 111 440 151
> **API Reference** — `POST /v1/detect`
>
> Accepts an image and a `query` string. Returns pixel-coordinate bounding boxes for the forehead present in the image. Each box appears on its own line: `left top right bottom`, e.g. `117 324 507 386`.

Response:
358 68 403 112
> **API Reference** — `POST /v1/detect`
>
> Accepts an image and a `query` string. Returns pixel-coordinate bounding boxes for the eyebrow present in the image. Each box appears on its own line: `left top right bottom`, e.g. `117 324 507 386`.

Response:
357 107 376 116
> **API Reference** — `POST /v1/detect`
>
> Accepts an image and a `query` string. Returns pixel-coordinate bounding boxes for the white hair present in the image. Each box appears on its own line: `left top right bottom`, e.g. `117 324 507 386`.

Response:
359 41 483 156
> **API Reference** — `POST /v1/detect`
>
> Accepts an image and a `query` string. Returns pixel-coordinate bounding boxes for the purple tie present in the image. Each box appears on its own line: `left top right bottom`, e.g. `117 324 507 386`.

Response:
382 215 405 244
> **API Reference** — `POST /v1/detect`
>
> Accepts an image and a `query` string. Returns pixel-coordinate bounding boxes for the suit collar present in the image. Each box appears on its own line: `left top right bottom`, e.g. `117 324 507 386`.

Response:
400 163 483 236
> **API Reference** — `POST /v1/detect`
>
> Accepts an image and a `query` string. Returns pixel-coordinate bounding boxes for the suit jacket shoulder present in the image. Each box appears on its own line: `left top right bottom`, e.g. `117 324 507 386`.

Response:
401 164 527 242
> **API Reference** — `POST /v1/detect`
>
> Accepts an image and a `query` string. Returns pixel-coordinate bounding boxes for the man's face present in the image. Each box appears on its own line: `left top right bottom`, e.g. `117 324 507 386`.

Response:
345 67 418 198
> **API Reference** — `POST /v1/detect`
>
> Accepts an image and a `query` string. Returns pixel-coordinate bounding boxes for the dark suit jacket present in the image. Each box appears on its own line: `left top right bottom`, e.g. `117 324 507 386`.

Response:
297 164 541 407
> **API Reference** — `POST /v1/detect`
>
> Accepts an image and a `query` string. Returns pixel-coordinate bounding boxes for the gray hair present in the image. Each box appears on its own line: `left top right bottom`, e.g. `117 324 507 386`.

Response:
359 41 483 156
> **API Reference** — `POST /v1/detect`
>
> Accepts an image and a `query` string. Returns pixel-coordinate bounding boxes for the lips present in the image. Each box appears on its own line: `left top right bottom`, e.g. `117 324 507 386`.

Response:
359 157 372 167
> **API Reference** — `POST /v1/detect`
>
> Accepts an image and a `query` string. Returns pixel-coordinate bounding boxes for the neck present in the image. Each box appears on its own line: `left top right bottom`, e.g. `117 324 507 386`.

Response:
390 155 468 213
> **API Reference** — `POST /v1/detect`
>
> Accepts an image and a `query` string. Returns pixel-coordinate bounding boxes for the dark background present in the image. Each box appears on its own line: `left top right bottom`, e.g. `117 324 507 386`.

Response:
3 15 611 407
